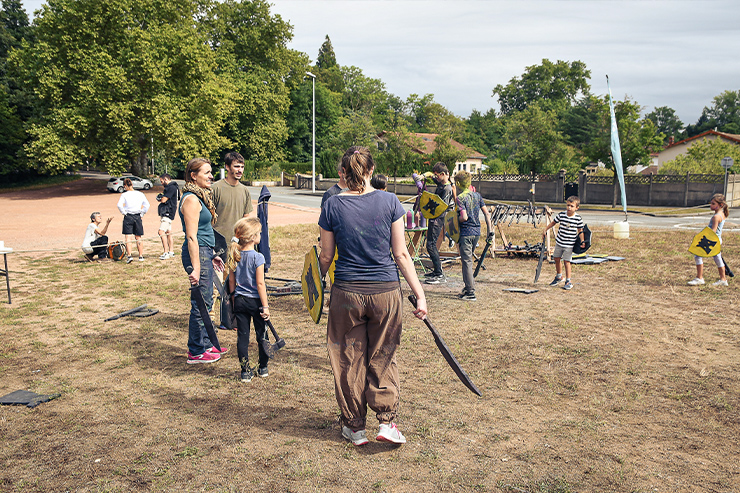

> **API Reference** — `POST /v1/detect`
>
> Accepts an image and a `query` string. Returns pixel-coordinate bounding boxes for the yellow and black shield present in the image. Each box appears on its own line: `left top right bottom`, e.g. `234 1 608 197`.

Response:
419 191 447 219
445 208 460 244
688 227 721 257
302 246 324 324
327 248 338 285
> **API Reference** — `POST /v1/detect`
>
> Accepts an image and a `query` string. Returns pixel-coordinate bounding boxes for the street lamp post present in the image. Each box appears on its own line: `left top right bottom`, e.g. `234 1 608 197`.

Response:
306 71 316 193
721 156 734 197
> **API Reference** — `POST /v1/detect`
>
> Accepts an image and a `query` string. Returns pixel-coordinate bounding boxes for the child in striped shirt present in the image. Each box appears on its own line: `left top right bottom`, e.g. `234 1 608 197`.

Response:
542 196 586 290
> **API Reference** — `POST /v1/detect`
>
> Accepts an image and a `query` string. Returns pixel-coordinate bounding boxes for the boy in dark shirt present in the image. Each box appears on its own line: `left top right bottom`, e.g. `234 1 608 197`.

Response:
455 171 492 301
425 162 453 284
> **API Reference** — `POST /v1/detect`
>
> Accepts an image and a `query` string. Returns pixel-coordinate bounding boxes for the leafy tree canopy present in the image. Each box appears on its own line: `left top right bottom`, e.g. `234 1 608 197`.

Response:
686 90 740 137
645 106 684 144
316 34 337 69
493 59 591 116
11 0 237 175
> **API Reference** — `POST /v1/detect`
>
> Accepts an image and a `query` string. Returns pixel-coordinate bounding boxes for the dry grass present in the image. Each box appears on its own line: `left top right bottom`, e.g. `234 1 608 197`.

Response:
1 223 738 492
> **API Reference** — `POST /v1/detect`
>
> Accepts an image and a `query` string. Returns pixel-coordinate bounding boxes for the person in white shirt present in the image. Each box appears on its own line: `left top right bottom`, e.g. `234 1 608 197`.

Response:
117 178 150 263
81 212 112 260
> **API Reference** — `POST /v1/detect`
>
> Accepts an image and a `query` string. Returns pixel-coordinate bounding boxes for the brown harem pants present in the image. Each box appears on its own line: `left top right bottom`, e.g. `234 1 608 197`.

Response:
327 285 402 430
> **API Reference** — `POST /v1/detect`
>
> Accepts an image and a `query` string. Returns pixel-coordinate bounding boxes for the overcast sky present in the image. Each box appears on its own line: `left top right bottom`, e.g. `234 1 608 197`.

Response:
22 0 739 125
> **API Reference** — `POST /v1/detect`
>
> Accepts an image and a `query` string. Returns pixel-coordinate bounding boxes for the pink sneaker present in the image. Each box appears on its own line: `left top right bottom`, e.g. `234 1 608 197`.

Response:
187 351 221 364
207 346 229 354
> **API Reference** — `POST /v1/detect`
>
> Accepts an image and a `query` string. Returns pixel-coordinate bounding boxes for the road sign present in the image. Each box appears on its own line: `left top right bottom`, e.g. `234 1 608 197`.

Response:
721 157 734 169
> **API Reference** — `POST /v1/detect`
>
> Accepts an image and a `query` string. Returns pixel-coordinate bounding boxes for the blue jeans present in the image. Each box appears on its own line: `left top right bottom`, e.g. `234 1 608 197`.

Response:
182 244 214 356
459 235 479 294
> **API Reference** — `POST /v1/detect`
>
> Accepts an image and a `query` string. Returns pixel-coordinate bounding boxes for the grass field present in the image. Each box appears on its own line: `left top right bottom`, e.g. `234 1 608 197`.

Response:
0 223 738 492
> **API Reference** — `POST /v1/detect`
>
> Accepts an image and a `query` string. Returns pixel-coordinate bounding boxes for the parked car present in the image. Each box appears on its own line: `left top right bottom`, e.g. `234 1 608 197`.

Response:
107 176 153 193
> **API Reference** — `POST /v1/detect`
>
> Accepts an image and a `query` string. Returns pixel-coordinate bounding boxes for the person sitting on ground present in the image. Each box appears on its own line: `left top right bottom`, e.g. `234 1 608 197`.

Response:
81 212 112 260
157 173 179 260
370 173 388 191
117 178 150 263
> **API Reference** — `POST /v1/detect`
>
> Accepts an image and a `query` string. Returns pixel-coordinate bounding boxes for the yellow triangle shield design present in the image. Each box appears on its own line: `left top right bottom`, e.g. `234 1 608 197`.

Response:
327 248 338 285
688 227 721 257
302 246 324 324
419 191 447 219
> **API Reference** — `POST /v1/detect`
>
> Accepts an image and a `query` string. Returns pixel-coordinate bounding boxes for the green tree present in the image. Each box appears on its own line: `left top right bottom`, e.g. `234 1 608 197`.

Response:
340 65 388 117
316 35 337 69
498 102 579 174
0 0 33 175
493 59 591 116
659 138 740 174
328 110 377 151
430 134 468 174
204 0 301 163
686 90 740 136
645 106 684 144
375 99 424 181
284 78 342 163
461 108 502 161
12 0 236 175
581 96 664 173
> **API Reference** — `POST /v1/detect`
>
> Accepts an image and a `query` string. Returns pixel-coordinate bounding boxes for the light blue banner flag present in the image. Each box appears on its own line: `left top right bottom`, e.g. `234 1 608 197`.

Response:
607 75 627 216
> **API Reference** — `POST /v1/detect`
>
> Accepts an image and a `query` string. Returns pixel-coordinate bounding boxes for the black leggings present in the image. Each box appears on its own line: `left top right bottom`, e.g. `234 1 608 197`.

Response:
233 295 269 370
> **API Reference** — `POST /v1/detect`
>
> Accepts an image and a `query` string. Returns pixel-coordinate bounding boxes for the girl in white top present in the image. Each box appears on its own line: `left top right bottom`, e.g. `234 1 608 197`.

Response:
689 193 729 287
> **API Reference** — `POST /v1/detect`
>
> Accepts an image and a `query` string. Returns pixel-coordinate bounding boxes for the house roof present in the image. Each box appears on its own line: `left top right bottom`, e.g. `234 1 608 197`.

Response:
663 129 740 150
377 131 487 160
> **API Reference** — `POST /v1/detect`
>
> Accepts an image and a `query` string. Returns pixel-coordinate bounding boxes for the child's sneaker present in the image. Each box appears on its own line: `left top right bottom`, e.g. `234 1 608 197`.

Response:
126 256 134 264
341 426 369 446
138 256 145 262
687 278 705 286
168 251 175 258
549 275 562 287
186 351 220 364
240 368 254 383
460 292 477 301
257 367 269 378
207 346 229 354
425 275 445 285
563 279 573 290
713 279 728 287
376 423 406 444
159 253 170 260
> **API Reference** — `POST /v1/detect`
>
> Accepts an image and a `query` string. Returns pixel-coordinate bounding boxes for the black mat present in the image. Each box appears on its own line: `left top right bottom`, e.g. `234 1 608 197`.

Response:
0 390 61 408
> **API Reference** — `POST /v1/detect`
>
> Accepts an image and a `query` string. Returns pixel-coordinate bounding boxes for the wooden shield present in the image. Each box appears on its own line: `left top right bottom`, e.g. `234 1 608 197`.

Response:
445 208 460 243
688 227 721 257
419 191 447 219
302 246 324 324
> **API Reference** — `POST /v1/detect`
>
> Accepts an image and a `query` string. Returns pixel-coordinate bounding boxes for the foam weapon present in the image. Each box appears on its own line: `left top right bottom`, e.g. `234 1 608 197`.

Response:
508 205 520 226
104 304 158 321
474 233 494 278
260 308 286 358
185 266 222 352
534 240 547 283
408 295 481 396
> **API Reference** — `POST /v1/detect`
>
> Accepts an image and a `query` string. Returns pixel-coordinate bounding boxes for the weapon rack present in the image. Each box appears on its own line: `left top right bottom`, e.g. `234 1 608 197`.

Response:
490 205 554 261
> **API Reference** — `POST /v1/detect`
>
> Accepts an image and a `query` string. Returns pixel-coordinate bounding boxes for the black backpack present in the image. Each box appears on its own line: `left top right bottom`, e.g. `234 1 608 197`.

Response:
573 223 592 254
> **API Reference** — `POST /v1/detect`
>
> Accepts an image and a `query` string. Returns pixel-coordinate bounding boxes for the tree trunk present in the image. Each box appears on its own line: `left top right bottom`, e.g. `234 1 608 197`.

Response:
131 149 148 177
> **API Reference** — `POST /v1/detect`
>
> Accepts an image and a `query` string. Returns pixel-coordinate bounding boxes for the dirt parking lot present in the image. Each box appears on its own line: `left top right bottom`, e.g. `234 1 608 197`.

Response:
0 178 320 253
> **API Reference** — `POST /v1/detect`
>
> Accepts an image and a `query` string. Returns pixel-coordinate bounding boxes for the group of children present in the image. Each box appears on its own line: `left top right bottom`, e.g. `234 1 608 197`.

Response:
223 174 731 383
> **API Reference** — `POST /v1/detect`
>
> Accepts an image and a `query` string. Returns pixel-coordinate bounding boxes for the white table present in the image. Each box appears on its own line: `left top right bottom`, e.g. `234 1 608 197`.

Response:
0 247 12 304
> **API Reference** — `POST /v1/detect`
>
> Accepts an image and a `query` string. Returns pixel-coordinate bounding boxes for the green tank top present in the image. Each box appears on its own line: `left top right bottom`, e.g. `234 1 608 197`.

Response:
179 191 215 247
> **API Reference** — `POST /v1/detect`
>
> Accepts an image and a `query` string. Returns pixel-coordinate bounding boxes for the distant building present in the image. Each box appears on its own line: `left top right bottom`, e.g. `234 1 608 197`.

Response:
657 130 740 170
376 131 487 174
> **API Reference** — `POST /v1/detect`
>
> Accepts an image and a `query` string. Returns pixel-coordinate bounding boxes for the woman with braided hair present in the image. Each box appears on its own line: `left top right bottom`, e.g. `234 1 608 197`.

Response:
179 158 227 364
318 146 427 446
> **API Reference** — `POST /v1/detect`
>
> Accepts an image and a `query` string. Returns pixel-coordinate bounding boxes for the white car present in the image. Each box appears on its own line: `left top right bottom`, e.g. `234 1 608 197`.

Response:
107 176 153 193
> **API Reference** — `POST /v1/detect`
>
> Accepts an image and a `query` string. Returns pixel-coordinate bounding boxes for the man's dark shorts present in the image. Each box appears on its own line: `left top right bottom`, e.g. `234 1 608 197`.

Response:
122 213 144 236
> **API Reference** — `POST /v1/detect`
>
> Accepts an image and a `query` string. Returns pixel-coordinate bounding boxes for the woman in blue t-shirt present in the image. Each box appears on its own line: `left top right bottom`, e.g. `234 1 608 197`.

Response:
318 146 427 447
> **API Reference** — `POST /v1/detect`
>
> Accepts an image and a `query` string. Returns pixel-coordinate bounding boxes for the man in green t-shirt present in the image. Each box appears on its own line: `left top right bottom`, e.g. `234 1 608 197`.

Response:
211 152 254 327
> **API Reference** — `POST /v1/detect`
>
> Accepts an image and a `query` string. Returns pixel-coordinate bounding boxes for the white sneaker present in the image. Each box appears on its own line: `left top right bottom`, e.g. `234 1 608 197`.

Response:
687 278 705 286
159 253 170 260
168 251 175 258
341 426 368 446
376 423 406 444
713 279 728 287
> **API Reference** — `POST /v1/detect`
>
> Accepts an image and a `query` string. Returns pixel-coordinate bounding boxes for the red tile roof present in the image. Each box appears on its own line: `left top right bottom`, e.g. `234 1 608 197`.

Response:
665 129 740 149
377 131 487 159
